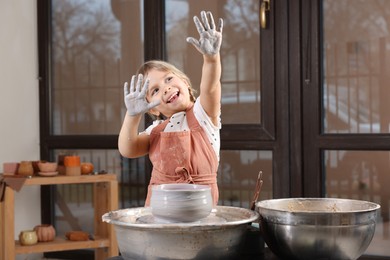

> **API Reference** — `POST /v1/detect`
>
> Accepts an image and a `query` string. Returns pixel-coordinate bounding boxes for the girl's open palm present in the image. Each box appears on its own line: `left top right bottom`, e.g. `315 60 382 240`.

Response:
186 11 223 56
124 74 160 116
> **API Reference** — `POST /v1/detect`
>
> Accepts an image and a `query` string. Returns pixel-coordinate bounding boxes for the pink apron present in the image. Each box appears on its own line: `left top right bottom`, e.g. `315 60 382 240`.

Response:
145 105 219 206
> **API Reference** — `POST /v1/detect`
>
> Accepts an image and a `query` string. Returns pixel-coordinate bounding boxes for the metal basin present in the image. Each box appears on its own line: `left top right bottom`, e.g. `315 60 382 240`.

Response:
102 206 259 260
256 198 381 260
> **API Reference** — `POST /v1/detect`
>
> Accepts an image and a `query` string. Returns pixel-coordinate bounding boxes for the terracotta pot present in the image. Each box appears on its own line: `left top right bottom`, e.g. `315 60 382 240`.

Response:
65 166 81 176
32 161 41 174
34 224 56 242
17 161 34 176
37 162 58 172
64 156 80 167
3 162 19 175
81 162 94 175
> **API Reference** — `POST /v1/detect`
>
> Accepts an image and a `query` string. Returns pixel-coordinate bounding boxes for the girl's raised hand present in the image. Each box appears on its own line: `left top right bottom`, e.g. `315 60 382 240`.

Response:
186 11 223 56
124 74 160 116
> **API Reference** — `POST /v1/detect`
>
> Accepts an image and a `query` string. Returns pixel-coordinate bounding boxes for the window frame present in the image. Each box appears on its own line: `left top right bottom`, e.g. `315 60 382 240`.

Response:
37 0 286 258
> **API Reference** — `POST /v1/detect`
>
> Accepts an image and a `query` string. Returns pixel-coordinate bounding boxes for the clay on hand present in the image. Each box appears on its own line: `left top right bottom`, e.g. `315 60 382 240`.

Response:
186 10 223 56
124 74 160 116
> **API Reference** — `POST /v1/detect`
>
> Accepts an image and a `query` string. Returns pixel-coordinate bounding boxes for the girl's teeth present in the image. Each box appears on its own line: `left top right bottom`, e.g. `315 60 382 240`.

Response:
168 92 178 103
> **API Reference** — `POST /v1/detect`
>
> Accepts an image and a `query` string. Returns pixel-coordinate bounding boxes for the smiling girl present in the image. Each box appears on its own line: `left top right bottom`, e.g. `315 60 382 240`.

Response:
118 11 223 206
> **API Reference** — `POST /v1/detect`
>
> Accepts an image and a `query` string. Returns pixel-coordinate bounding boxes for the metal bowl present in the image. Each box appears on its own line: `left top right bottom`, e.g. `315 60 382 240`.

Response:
102 206 258 260
256 198 380 260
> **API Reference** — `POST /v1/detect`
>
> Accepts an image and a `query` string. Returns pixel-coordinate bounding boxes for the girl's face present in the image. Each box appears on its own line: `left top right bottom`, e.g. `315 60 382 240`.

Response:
145 68 193 118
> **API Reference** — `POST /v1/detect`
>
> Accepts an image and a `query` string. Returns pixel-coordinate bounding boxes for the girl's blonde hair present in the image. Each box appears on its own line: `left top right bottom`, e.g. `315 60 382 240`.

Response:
136 60 197 103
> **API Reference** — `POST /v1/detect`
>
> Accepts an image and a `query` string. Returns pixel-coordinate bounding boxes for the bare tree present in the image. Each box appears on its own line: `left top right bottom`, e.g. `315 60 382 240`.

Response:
53 1 119 66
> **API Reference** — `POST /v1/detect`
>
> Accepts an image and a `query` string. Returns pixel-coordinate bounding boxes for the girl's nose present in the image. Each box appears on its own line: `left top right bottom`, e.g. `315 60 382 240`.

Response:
164 86 171 95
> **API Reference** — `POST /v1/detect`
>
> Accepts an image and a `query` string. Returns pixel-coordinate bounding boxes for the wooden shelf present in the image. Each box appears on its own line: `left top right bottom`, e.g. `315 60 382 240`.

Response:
21 174 117 186
0 174 119 260
15 236 110 254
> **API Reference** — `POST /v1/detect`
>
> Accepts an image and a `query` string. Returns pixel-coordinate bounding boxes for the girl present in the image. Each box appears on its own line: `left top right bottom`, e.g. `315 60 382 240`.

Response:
118 11 223 206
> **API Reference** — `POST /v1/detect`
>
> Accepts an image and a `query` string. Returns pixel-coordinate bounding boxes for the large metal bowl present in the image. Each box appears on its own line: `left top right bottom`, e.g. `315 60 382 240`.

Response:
256 198 380 260
102 206 259 260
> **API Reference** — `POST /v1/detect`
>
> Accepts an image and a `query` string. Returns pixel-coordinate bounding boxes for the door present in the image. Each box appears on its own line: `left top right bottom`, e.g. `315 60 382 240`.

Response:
303 0 390 257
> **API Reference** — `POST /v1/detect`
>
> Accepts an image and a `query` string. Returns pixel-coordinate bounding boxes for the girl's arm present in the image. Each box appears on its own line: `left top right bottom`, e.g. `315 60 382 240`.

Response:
199 54 221 126
186 11 223 126
118 113 150 158
118 74 160 158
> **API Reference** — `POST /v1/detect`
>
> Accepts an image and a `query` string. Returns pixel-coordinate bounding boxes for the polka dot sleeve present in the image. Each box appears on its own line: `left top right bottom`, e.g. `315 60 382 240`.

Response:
193 99 221 160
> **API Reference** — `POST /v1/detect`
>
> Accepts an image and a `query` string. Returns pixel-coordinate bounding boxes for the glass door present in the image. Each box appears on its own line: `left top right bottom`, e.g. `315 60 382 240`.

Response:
307 0 390 257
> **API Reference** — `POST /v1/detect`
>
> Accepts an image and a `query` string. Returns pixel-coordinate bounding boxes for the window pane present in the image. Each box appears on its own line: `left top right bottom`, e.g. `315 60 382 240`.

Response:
51 0 143 134
165 0 261 124
219 150 273 208
323 0 390 133
325 150 390 256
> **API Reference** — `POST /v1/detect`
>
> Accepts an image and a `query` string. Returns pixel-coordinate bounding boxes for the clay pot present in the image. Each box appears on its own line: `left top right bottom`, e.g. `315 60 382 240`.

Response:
32 161 41 174
57 155 66 175
151 184 213 223
65 166 81 176
3 162 19 175
34 224 56 242
19 230 38 245
17 161 34 176
37 162 58 172
64 156 80 167
81 162 94 175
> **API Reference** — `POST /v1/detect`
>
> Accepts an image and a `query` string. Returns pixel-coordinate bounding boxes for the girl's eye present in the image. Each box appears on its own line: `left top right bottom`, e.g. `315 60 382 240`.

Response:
166 76 173 82
151 87 159 96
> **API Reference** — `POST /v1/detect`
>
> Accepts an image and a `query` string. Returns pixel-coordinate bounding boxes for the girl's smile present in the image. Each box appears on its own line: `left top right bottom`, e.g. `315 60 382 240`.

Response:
167 91 179 103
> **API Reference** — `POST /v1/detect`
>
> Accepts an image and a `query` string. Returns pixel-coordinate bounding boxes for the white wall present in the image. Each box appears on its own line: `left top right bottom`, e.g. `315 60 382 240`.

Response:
0 0 42 258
